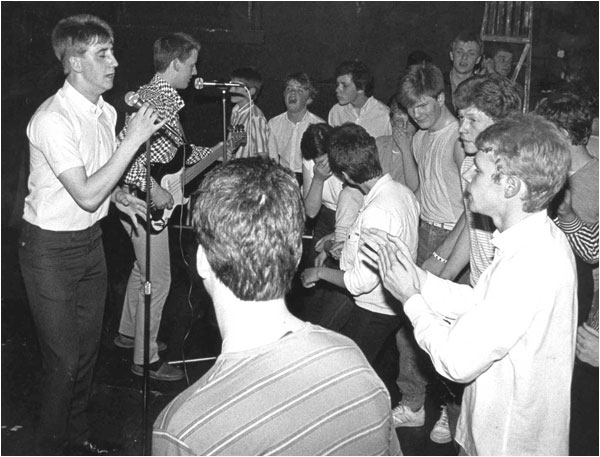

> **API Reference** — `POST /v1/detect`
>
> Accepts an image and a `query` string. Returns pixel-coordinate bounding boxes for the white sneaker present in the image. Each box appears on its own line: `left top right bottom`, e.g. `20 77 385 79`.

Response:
392 404 425 428
430 405 452 443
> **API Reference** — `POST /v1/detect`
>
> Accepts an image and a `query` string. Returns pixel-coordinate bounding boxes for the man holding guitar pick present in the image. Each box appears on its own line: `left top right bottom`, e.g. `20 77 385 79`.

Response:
115 32 234 381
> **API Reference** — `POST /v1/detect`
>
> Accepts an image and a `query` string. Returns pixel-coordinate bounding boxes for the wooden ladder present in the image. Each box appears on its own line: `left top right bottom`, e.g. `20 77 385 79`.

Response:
480 1 534 111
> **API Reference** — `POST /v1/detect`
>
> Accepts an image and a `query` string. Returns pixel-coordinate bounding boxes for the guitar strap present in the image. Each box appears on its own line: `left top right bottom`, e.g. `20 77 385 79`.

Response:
176 119 193 226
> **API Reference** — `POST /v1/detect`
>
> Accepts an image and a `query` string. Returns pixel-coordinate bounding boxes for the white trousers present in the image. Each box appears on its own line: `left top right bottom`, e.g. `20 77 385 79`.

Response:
119 220 171 365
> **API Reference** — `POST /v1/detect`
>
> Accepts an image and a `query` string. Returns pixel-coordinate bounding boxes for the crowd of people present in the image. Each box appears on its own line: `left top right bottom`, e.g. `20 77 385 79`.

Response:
19 13 598 456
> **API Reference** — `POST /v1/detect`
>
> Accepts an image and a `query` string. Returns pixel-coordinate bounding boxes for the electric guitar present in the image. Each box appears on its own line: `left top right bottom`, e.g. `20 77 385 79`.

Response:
135 125 246 232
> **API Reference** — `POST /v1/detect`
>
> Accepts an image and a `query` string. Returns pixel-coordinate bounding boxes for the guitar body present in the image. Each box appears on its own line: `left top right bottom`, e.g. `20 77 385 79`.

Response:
134 125 246 233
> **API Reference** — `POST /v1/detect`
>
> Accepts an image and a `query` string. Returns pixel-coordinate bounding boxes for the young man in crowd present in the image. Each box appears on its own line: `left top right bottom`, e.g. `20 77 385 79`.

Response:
19 14 161 454
392 62 464 430
362 113 576 455
443 30 483 114
328 60 391 138
116 33 217 382
227 67 270 159
153 158 401 455
268 72 325 185
301 123 420 378
419 73 523 443
536 92 599 456
480 43 514 78
376 96 419 191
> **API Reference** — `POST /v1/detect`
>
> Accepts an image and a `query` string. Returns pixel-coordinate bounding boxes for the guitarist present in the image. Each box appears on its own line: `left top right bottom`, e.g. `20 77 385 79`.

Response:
115 33 212 381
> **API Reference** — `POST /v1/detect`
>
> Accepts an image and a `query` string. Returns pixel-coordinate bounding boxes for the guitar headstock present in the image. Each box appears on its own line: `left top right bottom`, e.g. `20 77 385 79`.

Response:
227 124 247 150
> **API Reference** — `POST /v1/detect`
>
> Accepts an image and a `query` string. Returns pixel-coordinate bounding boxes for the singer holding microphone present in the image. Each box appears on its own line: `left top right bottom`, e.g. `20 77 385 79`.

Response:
114 32 216 382
18 15 163 455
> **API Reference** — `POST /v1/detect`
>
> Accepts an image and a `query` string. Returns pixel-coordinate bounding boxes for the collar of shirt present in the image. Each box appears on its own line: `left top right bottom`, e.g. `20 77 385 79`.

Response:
492 210 550 257
232 102 253 116
62 80 107 119
362 173 392 207
139 74 185 121
285 110 311 124
343 96 375 118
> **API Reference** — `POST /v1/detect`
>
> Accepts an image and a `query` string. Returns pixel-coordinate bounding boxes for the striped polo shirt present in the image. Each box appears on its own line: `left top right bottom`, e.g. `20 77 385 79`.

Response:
153 323 401 455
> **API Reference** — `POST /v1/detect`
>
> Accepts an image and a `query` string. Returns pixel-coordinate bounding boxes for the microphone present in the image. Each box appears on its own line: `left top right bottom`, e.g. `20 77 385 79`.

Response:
124 91 181 140
194 78 247 90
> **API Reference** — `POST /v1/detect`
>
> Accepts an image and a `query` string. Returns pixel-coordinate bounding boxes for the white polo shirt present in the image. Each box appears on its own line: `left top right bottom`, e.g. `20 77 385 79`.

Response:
24 81 117 231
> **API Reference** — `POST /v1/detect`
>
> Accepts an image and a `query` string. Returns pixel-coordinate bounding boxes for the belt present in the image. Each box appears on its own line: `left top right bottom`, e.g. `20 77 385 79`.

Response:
421 219 455 231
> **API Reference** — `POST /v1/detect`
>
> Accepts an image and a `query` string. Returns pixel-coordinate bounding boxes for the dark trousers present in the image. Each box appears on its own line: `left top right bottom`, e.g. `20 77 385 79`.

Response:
18 221 107 454
340 304 401 367
569 360 599 456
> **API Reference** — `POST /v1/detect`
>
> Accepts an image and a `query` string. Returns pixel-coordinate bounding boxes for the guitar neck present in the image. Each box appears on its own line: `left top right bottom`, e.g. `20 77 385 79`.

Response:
182 143 224 185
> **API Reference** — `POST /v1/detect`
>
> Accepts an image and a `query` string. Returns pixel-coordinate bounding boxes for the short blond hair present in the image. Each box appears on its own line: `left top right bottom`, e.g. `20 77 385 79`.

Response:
51 14 113 74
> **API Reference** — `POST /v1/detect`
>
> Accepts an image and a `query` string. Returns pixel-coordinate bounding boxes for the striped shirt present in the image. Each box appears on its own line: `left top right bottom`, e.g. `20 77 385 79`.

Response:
228 102 270 159
461 155 496 285
555 215 599 264
153 323 401 456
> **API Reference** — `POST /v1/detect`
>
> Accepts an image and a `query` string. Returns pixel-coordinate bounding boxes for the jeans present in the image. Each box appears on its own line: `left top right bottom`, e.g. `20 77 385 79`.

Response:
18 221 107 454
396 220 452 409
119 220 171 365
417 220 451 265
395 324 431 409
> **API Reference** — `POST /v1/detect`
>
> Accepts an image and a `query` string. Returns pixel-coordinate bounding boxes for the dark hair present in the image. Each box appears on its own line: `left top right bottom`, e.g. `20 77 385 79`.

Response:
450 30 483 54
285 72 318 100
475 113 570 212
153 33 200 73
231 67 263 96
454 74 522 120
406 50 433 68
486 42 514 59
328 123 382 184
192 158 305 301
301 123 332 161
51 14 114 73
398 62 445 108
335 60 374 97
535 92 593 146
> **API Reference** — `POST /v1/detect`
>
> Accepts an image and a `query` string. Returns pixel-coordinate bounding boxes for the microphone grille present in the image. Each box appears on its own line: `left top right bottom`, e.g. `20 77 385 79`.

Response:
124 91 139 107
194 78 203 90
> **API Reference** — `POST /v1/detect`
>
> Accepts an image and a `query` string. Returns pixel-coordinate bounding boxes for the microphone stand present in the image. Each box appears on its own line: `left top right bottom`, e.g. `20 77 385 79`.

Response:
221 88 228 162
142 137 152 456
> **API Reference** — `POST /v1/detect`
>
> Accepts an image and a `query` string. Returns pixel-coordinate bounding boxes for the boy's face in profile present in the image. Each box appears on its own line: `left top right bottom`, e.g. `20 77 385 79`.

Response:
229 78 254 106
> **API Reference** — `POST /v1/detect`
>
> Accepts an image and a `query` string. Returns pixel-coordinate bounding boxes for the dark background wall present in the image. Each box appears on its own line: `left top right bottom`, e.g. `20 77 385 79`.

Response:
2 1 598 229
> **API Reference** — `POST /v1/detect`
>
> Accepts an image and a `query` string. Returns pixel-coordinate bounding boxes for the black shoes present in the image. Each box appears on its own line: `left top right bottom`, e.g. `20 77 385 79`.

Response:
131 359 185 381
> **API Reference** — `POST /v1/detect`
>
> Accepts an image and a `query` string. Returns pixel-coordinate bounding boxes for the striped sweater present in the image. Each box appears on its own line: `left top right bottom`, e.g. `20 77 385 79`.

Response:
153 323 401 455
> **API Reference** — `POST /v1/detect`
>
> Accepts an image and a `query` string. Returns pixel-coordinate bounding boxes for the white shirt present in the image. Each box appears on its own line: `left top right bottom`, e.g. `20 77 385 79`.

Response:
328 96 392 139
341 174 420 315
412 121 462 227
24 81 116 231
267 110 324 173
404 211 577 455
302 159 343 211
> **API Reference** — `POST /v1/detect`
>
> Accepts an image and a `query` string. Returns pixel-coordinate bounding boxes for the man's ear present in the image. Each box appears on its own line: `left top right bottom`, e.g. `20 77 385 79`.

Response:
69 56 82 73
196 244 211 280
342 171 355 186
249 87 257 98
504 175 522 199
449 50 454 63
476 55 482 65
437 91 446 106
